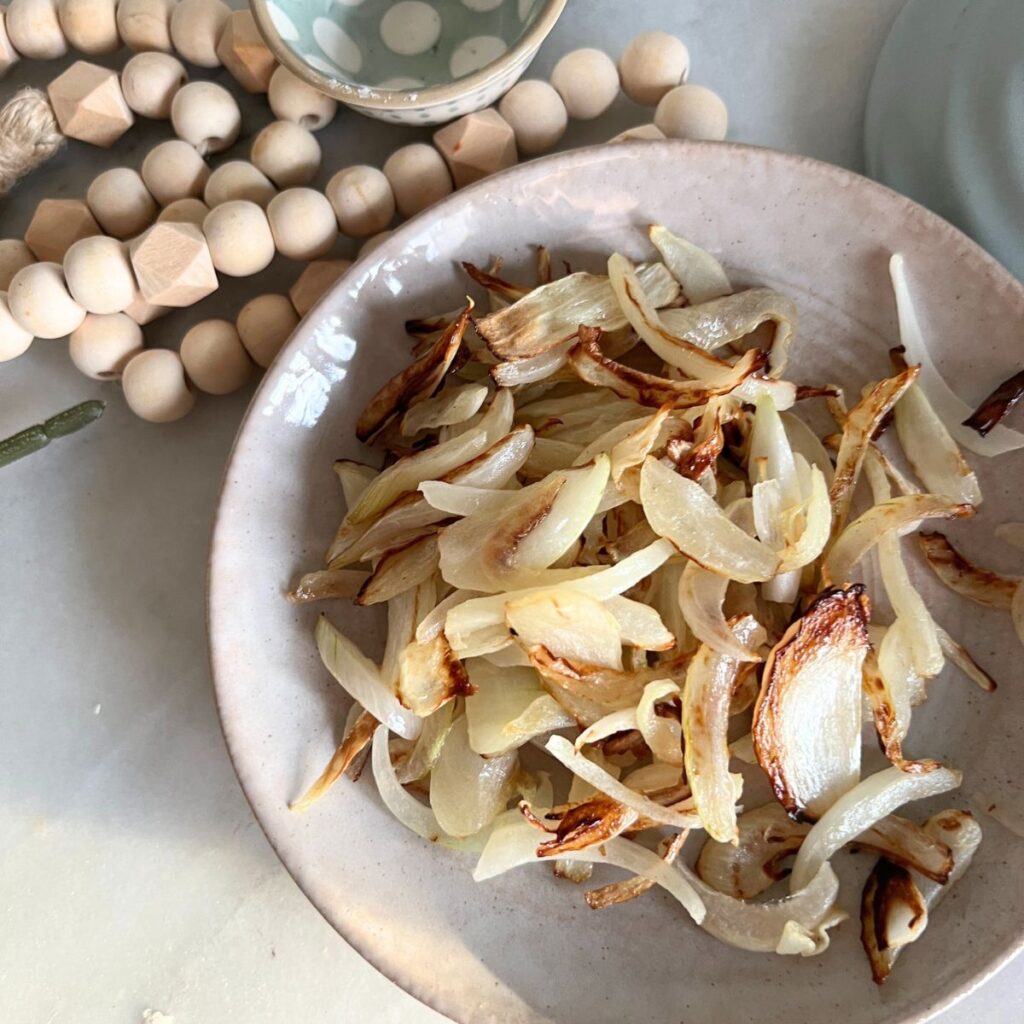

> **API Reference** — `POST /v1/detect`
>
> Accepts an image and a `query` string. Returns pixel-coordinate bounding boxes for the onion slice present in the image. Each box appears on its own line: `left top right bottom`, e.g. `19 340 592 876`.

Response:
648 224 732 305
506 589 623 669
356 533 439 606
636 679 683 767
397 632 472 717
678 561 761 662
790 765 962 892
291 708 377 812
401 382 489 437
917 531 1020 610
288 569 369 603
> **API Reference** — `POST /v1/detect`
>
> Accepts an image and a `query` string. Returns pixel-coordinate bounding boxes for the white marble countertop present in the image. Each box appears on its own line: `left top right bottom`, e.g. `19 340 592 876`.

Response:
1 2 1021 1022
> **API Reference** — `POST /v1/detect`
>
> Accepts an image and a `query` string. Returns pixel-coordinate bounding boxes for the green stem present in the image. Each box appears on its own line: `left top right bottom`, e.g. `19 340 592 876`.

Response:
0 399 105 469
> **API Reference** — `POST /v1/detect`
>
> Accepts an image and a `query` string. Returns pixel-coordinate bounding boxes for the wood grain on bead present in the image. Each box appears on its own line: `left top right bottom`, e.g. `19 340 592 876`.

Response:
0 9 22 77
433 109 517 187
216 9 275 94
326 165 394 238
288 259 350 318
236 292 297 368
8 261 85 338
550 48 619 120
498 79 567 156
63 235 136 314
170 80 240 156
0 239 34 288
0 290 33 361
180 318 251 394
203 160 275 208
122 284 168 325
157 196 209 227
382 143 452 218
141 138 210 205
250 120 320 188
69 312 143 378
116 0 174 53
654 83 728 141
266 188 337 261
618 31 690 106
168 0 229 69
6 0 67 60
129 220 217 306
57 0 120 56
47 61 134 147
24 197 100 262
87 167 158 239
267 65 336 132
121 52 187 119
122 348 195 422
202 200 274 277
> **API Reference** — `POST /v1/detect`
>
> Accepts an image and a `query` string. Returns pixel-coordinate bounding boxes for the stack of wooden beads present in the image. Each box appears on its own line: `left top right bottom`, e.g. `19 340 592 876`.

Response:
0 1 726 425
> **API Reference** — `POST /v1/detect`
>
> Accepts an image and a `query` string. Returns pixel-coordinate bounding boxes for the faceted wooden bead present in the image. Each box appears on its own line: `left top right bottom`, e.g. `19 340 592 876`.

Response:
288 259 350 317
122 285 169 325
202 200 275 277
250 120 320 188
141 138 210 205
8 262 86 338
216 9 275 93
122 348 195 422
0 239 34 288
6 0 67 60
433 109 517 188
128 221 217 307
170 80 240 156
0 8 22 77
236 293 297 368
169 0 229 69
69 312 143 379
87 168 158 239
57 0 120 55
63 235 136 314
116 0 174 53
267 65 337 131
47 61 134 147
157 197 209 228
25 198 101 262
120 51 187 119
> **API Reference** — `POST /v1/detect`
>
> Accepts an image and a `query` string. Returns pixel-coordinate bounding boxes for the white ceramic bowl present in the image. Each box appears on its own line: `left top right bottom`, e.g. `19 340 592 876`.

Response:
209 141 1024 1024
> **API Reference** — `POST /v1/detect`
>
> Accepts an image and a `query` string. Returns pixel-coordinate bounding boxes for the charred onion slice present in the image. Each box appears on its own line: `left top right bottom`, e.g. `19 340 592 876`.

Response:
753 586 871 818
357 303 472 441
397 632 473 717
530 796 639 857
822 495 974 587
476 262 679 361
917 531 1020 610
584 829 689 909
934 626 997 693
356 533 440 606
507 589 624 669
961 367 1024 438
290 709 377 812
648 224 731 305
860 858 928 983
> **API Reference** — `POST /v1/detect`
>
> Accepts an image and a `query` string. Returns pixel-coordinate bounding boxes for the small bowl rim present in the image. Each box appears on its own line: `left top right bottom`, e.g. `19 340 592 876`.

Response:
250 0 568 111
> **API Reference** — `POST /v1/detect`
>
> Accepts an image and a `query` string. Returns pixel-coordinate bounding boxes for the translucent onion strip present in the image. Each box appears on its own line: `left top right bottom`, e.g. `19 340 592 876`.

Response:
648 224 732 305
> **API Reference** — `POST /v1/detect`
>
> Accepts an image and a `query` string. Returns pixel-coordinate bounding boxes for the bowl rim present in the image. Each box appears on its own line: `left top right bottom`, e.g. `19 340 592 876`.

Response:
207 139 1024 1024
250 0 568 111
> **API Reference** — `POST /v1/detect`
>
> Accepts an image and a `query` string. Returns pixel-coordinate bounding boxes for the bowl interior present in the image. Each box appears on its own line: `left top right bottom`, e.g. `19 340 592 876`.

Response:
260 0 546 92
209 142 1024 1024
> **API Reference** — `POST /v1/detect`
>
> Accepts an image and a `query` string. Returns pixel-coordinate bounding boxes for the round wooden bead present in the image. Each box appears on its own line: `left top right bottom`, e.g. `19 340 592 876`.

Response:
170 81 240 156
8 262 86 338
654 84 728 141
382 143 453 218
288 259 351 317
6 0 67 60
203 161 276 208
122 348 195 422
202 200 274 277
265 188 337 262
0 291 33 362
618 31 690 107
326 165 394 238
63 235 135 314
180 318 251 394
550 48 619 120
116 0 174 53
358 230 392 259
156 197 209 227
498 79 567 156
236 293 297 368
168 0 229 69
250 120 321 188
121 52 187 118
57 0 119 55
87 167 158 239
141 139 210 206
0 240 35 289
267 65 337 132
69 312 143 378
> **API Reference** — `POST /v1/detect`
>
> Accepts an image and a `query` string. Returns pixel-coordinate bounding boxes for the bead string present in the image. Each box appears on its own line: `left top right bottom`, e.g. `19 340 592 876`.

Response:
0 0 727 423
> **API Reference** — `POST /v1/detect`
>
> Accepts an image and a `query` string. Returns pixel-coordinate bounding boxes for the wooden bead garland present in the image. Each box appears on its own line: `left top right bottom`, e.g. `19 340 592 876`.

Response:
266 187 337 262
141 137 209 205
288 259 351 318
156 195 209 227
236 292 297 369
0 290 33 360
167 0 228 70
267 65 337 132
618 31 690 106
550 48 619 120
655 83 729 142
25 197 100 261
382 143 452 218
87 167 158 238
129 219 217 306
68 311 143 378
56 0 120 57
120 51 187 119
203 160 275 208
179 318 250 394
6 0 67 61
215 9 274 94
202 199 275 277
62 234 135 313
250 119 320 188
8 261 85 338
0 238 34 287
47 60 133 146
121 347 194 421
326 165 395 239
170 79 239 155
116 0 174 54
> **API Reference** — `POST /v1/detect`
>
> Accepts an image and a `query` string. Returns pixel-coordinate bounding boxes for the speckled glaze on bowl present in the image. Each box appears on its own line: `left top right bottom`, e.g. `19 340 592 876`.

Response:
208 142 1024 1024
251 0 567 125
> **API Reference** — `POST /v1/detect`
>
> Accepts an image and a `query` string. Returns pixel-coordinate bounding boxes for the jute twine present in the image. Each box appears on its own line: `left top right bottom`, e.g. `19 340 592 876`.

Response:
0 88 63 196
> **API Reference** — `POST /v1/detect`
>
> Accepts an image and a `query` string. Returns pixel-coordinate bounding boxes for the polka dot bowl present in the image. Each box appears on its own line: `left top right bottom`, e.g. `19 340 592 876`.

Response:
250 0 567 125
